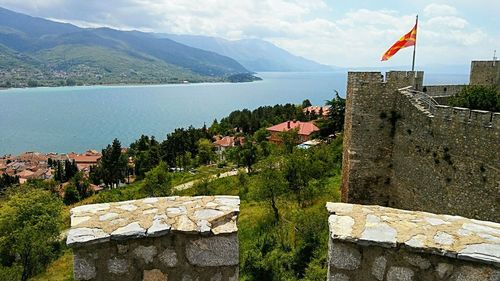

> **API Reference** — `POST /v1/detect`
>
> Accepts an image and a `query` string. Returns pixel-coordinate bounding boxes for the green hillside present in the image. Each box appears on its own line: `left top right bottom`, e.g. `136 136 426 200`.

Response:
0 7 259 88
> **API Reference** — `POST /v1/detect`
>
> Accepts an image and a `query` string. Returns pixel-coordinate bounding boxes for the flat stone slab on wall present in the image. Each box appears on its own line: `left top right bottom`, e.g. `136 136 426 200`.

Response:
326 202 500 281
67 196 240 281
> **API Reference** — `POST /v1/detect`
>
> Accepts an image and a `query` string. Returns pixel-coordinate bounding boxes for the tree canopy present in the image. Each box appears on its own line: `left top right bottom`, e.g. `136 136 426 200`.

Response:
449 85 499 112
0 188 63 281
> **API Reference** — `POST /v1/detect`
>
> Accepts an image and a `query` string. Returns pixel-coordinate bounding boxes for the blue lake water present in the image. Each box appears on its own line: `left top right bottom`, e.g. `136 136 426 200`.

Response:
0 71 468 155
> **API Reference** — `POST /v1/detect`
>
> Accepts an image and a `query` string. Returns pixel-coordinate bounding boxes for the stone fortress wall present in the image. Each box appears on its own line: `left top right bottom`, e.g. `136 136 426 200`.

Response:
334 60 500 280
470 61 500 86
67 196 239 281
341 61 500 223
326 203 500 281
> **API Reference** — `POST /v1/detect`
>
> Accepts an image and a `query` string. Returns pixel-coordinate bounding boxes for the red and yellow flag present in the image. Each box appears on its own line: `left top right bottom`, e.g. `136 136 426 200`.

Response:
381 23 417 61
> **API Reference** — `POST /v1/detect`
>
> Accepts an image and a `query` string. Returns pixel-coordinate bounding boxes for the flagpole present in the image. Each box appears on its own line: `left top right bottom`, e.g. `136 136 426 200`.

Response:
411 15 418 72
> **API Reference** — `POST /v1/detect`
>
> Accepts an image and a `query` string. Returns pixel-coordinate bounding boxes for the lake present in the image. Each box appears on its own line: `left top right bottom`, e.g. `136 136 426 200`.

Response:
0 71 468 155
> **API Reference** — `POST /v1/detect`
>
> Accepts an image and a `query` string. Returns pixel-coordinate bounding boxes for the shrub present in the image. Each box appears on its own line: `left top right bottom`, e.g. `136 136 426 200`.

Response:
449 85 499 112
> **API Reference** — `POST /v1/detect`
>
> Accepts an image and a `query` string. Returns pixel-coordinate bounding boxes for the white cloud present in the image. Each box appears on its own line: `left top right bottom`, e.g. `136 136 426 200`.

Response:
426 16 468 29
0 0 497 67
423 3 458 17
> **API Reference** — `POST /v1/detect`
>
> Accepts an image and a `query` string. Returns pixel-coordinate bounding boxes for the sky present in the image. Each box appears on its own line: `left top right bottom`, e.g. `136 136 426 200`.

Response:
0 0 498 67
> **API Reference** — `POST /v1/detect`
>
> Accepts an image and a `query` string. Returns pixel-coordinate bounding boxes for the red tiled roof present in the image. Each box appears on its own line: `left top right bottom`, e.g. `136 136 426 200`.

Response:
68 154 101 164
214 136 235 147
267 121 320 136
213 136 245 147
303 106 331 116
16 169 35 179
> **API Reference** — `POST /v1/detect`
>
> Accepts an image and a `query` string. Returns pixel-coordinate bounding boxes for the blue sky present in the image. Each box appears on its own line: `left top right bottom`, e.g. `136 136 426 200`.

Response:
0 0 498 67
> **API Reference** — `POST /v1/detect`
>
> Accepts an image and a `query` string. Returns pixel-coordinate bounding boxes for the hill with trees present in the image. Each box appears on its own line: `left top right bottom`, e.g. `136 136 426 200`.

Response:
0 7 259 88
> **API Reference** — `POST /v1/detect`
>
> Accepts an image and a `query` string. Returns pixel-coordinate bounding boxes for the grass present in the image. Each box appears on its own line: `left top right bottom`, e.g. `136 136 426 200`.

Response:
28 250 73 281
30 144 342 281
170 165 235 186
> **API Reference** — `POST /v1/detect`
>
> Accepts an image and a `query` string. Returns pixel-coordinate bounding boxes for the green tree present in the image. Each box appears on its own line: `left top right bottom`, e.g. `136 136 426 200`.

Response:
197 138 216 165
100 139 128 188
27 80 38 87
253 156 286 222
208 118 221 135
63 184 80 205
253 127 270 143
129 135 160 178
0 188 63 281
54 161 63 182
283 150 324 207
302 99 312 108
279 129 300 154
65 78 76 86
0 174 19 194
63 160 78 181
237 139 257 173
89 165 101 185
72 172 92 200
142 162 172 197
449 85 499 112
325 91 346 133
160 126 211 167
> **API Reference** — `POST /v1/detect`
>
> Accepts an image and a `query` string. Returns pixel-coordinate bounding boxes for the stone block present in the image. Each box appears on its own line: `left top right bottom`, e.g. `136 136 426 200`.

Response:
386 267 414 281
403 253 431 269
108 257 129 275
210 272 222 281
186 235 239 266
329 273 350 281
134 245 157 264
435 263 454 279
159 249 178 267
329 242 361 270
371 256 387 280
73 254 96 281
452 265 497 281
143 269 167 281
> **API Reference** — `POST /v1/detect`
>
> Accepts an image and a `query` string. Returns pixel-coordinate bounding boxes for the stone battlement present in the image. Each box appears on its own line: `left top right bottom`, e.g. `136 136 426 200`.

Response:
422 85 466 97
342 60 499 222
470 60 500 87
67 196 240 281
433 105 499 128
347 71 424 91
399 89 499 129
327 202 500 280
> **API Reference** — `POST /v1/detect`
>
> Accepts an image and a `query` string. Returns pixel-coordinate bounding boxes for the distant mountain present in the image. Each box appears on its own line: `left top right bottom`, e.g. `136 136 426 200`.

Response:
160 34 333 72
0 7 257 88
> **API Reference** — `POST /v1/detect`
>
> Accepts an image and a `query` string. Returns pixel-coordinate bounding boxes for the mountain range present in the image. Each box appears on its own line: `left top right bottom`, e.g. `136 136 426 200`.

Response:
0 7 330 88
159 34 332 72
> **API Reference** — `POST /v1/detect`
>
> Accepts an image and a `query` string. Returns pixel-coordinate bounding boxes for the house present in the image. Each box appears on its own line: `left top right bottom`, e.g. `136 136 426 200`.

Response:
213 136 244 160
267 120 320 144
68 150 102 172
18 151 48 163
303 106 331 119
17 169 35 184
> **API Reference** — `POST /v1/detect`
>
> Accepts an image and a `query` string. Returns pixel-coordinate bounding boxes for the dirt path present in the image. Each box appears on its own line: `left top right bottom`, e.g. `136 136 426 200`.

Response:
173 168 247 191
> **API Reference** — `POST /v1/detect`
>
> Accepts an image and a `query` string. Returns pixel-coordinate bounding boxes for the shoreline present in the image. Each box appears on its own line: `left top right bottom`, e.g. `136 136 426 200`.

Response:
0 79 262 91
0 74 263 91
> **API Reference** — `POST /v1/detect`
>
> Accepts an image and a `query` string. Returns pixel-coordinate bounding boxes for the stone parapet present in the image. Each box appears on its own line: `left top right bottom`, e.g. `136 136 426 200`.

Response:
327 202 500 281
67 196 240 281
342 67 499 222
